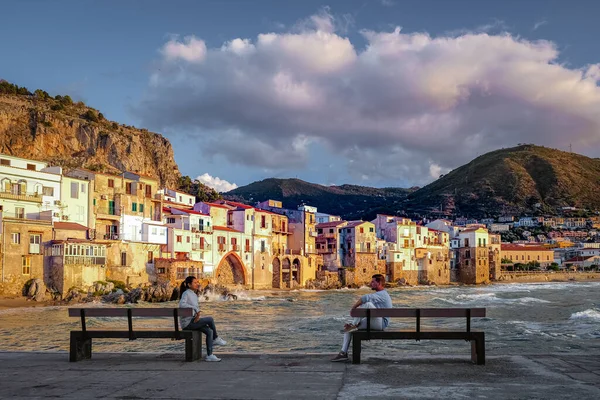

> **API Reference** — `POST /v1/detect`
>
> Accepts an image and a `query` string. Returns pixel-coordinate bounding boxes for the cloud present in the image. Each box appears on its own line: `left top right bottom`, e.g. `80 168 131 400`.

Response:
381 0 395 6
161 35 207 62
195 173 238 192
532 19 548 31
136 11 600 186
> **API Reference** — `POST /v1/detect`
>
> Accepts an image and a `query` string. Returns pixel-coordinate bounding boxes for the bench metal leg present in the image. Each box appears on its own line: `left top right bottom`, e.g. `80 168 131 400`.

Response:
70 332 92 362
185 331 202 362
352 336 361 364
471 333 485 365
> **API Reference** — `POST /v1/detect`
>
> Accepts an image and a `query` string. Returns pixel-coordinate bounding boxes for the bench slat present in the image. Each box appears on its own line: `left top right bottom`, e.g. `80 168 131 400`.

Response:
350 308 486 318
68 308 194 318
71 330 194 339
352 330 483 340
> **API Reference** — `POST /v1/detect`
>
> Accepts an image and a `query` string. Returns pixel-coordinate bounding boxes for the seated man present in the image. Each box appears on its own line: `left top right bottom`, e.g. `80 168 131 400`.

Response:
331 273 392 362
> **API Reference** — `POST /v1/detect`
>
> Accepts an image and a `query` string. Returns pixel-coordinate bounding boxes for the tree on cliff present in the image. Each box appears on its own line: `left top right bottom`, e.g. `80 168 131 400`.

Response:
177 176 222 203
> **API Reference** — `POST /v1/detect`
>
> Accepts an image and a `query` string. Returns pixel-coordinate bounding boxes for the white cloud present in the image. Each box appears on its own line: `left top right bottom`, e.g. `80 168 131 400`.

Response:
196 173 238 193
137 12 600 186
532 19 548 31
161 35 206 62
381 0 396 6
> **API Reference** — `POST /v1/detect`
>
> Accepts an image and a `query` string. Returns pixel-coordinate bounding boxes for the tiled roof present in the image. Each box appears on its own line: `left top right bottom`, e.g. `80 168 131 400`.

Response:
565 256 594 263
217 200 253 210
345 220 369 229
501 244 553 252
171 207 208 216
53 222 88 231
316 221 346 228
206 202 232 209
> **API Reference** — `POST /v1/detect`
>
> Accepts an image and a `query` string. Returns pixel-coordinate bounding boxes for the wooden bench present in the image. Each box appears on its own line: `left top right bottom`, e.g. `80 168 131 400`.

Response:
68 308 202 362
349 307 486 365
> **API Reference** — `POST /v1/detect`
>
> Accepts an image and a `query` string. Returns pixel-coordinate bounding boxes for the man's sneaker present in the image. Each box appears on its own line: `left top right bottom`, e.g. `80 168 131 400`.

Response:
340 324 359 334
213 337 227 346
330 352 349 362
205 354 221 362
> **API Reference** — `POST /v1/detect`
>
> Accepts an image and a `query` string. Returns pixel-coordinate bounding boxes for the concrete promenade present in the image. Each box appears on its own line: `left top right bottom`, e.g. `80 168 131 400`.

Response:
0 351 599 399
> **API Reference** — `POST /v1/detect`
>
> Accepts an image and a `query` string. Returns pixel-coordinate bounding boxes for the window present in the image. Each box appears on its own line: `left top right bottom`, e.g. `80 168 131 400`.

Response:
29 234 41 254
282 221 286 232
139 204 144 213
42 186 54 196
370 227 374 232
121 252 127 266
0 158 10 166
26 163 36 171
167 217 175 224
200 237 205 250
464 238 470 247
176 235 182 243
187 236 190 243
145 185 152 198
15 207 24 219
157 267 166 274
22 256 31 275
261 215 266 228
132 203 137 212
11 233 20 244
93 198 96 206
245 239 250 252
217 236 226 252
329 228 333 234
360 227 364 233
108 179 114 188
126 182 132 194
81 184 86 193
347 229 351 233
70 182 79 199
260 240 265 253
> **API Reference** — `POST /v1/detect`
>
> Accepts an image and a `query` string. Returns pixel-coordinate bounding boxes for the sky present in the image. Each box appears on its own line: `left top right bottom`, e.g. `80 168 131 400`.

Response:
1 0 600 192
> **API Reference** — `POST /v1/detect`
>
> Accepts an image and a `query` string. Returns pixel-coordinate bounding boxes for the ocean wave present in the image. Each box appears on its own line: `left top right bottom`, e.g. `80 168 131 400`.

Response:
436 294 549 305
570 309 600 322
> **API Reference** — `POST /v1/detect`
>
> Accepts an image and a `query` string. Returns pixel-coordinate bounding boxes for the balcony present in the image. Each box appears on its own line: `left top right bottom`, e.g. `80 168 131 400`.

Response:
231 244 240 251
96 207 121 220
0 191 43 203
152 193 163 202
2 211 52 223
272 227 290 234
192 226 213 234
309 231 318 237
103 233 120 240
64 255 107 265
192 243 211 251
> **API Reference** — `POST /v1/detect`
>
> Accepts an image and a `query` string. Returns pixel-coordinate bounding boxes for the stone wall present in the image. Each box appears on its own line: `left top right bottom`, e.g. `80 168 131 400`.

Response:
498 272 600 282
154 258 203 285
0 221 52 296
105 242 161 286
387 261 419 285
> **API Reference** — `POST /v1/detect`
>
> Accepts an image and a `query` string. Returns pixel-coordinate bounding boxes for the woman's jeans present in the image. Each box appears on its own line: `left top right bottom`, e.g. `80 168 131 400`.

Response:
184 316 218 355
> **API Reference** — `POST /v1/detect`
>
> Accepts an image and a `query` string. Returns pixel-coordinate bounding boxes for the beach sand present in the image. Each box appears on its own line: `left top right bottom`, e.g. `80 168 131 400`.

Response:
0 297 51 310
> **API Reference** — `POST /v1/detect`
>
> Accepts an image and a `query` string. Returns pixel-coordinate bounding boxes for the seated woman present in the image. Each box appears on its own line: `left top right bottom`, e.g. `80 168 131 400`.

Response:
179 276 227 362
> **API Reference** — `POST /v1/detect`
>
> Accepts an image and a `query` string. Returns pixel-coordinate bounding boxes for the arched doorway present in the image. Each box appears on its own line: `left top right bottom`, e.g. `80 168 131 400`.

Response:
292 258 301 286
272 258 281 289
282 258 291 289
216 252 246 286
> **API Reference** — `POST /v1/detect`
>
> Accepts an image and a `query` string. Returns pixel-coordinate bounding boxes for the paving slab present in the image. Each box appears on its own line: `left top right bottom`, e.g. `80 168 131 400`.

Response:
0 351 599 399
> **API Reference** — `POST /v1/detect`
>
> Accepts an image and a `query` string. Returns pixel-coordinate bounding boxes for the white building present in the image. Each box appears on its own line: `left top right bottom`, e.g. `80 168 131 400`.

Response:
60 175 91 227
162 188 196 207
0 154 62 222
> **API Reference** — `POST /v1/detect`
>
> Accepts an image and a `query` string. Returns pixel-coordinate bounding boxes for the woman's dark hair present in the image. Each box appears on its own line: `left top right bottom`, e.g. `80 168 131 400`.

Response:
179 276 196 299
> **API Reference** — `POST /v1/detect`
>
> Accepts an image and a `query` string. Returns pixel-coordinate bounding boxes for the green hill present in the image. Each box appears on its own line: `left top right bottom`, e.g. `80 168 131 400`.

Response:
223 178 413 220
406 145 600 217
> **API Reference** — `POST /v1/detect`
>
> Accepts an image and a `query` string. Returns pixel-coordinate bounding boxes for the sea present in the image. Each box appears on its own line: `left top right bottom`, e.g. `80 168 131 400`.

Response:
1 281 599 356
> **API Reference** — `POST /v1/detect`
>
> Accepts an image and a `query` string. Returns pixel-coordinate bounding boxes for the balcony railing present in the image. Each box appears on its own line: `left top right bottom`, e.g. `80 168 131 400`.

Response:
96 207 121 217
1 211 52 222
0 191 43 203
103 233 120 240
64 255 106 265
231 244 240 251
191 226 213 233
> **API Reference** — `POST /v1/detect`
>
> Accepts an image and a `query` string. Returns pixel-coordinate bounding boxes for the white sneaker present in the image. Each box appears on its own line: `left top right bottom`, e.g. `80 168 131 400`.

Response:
213 337 227 346
205 354 221 362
